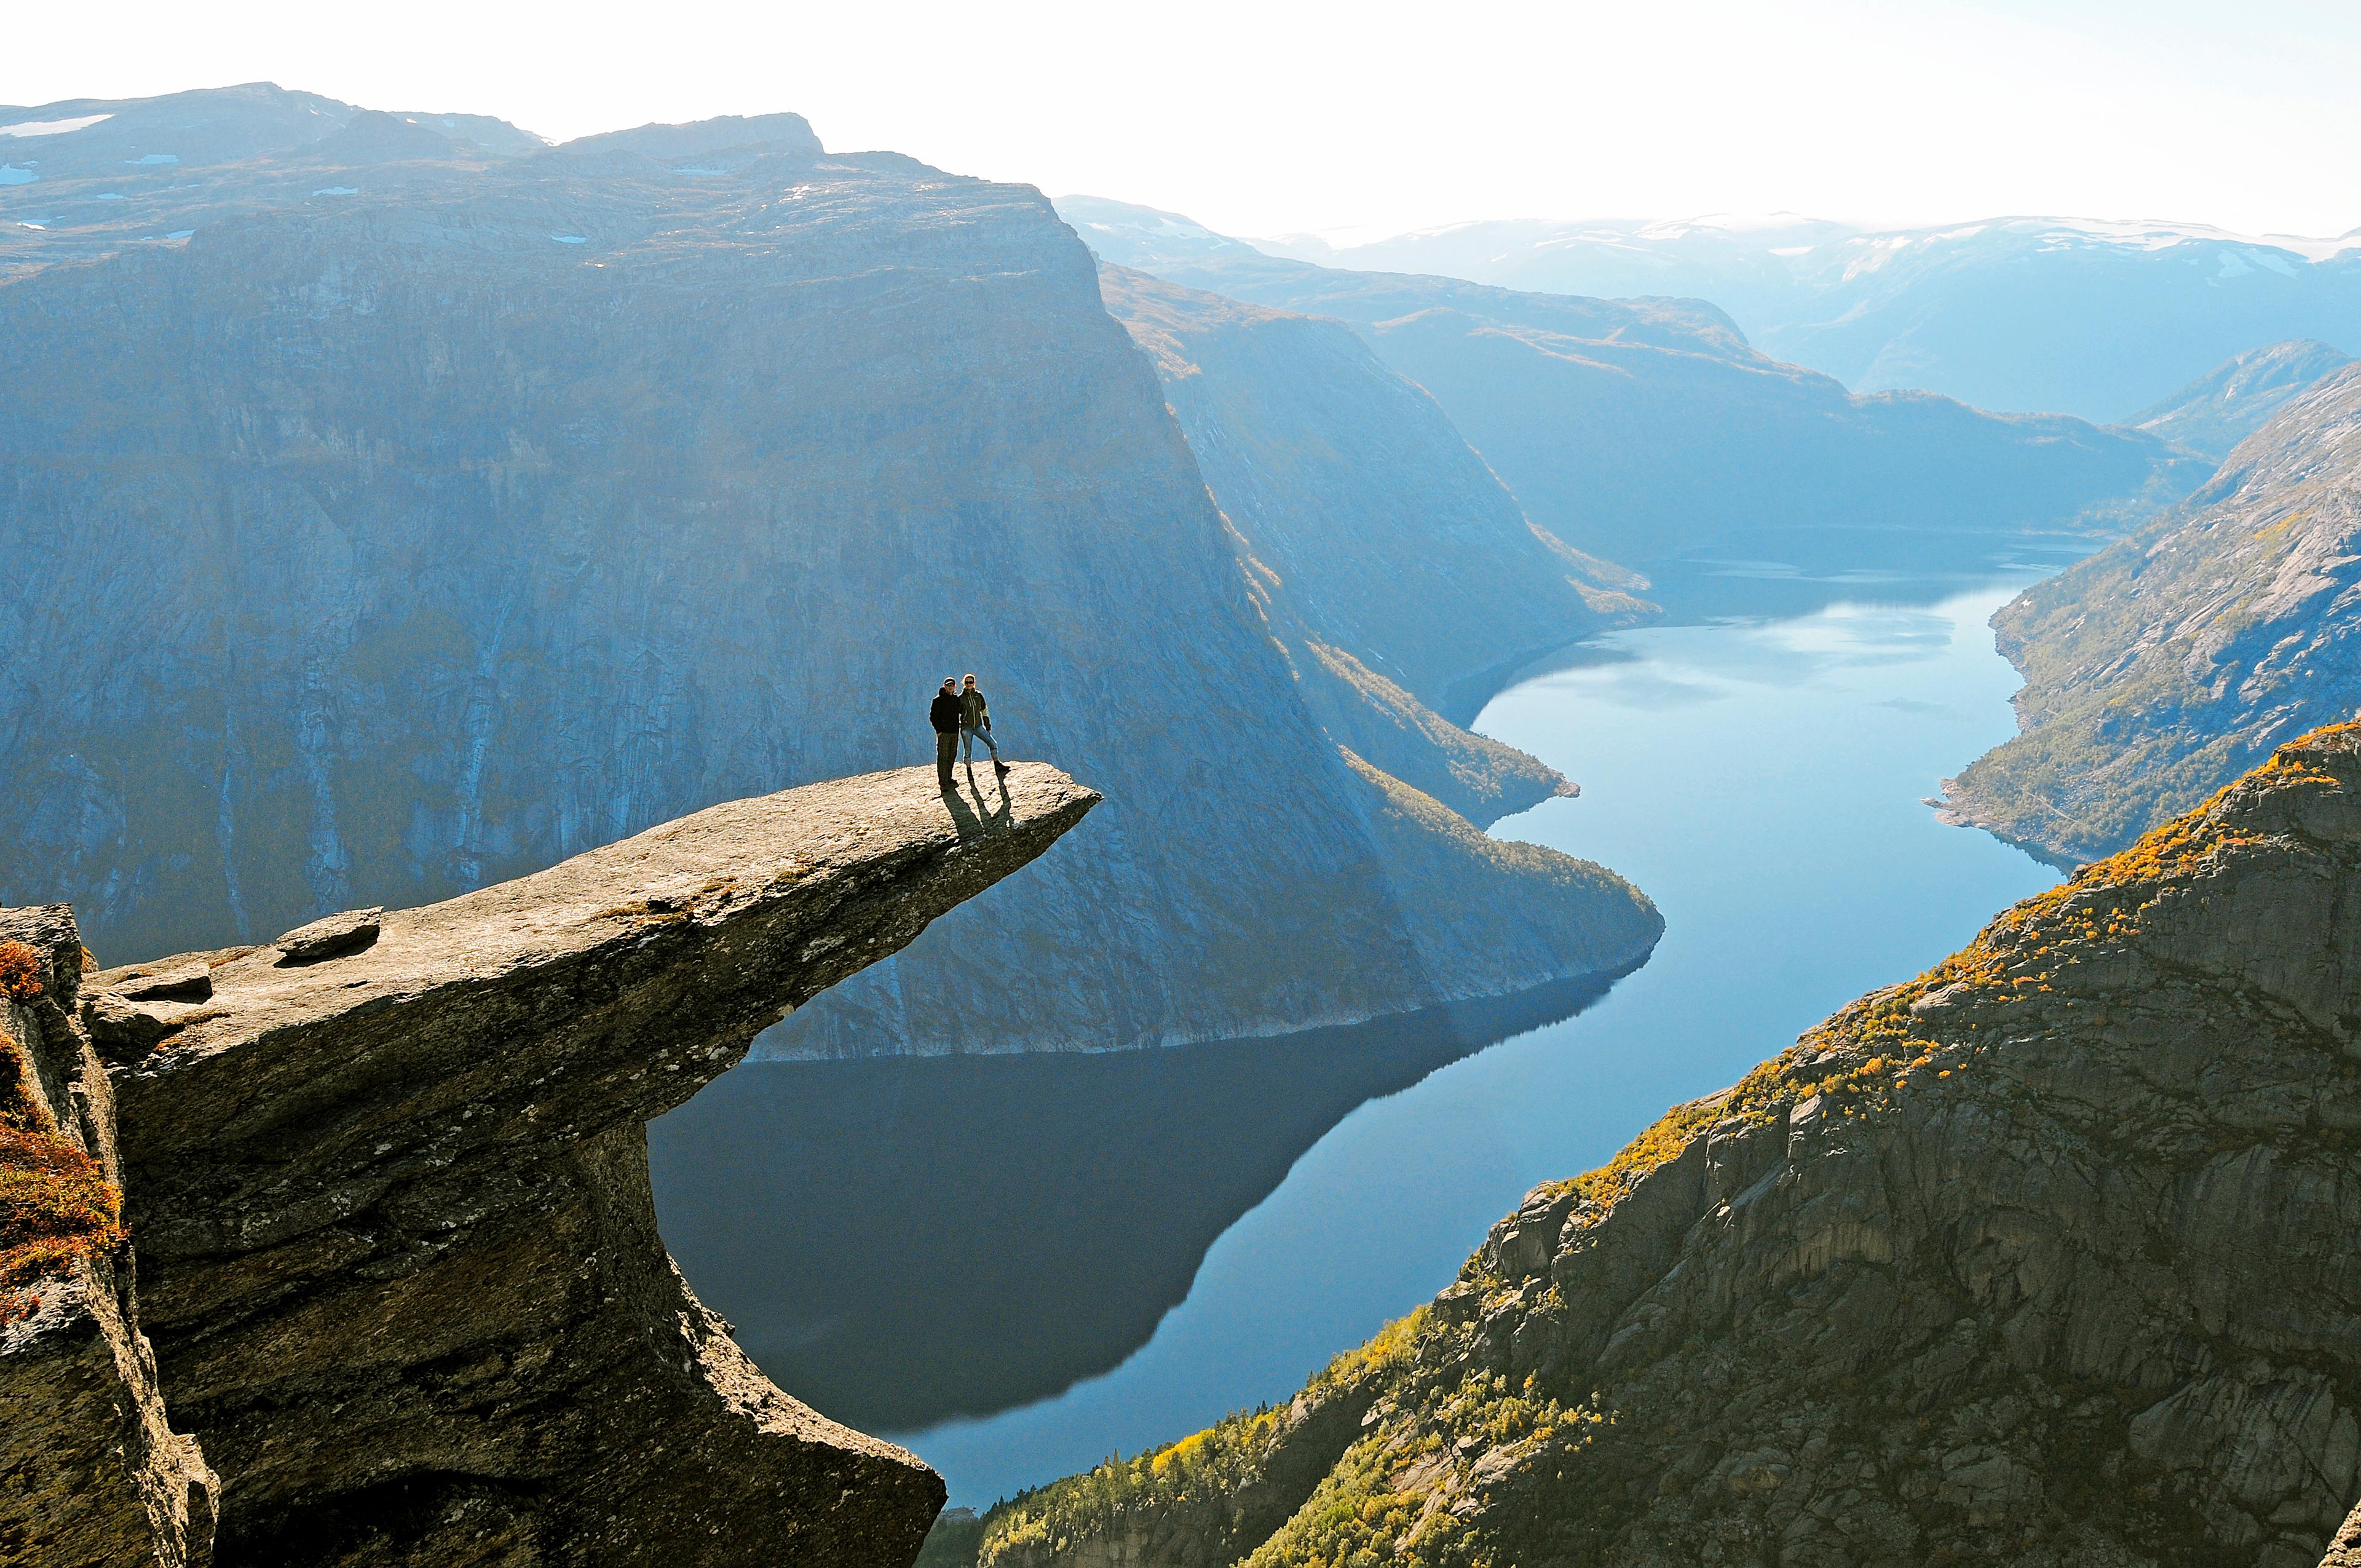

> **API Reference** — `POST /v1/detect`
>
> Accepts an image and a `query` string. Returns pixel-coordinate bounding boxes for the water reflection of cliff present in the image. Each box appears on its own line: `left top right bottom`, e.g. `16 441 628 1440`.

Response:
648 976 1620 1433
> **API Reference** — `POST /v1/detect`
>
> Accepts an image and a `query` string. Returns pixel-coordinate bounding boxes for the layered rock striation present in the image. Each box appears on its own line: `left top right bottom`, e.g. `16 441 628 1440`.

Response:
2 909 215 1568
8 763 1094 1565
128 764 1091 1563
975 726 2361 1567
1947 362 2361 865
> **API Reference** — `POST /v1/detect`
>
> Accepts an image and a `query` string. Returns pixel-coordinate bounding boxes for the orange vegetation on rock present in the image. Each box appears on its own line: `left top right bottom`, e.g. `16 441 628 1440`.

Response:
1 1023 123 1317
0 940 42 1002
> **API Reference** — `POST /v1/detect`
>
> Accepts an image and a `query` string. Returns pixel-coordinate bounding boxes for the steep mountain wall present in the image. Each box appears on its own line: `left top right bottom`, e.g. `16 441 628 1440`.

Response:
0 100 1661 1058
2132 340 2356 461
1062 202 2198 584
1946 363 2361 865
974 724 2361 1568
1098 263 1647 733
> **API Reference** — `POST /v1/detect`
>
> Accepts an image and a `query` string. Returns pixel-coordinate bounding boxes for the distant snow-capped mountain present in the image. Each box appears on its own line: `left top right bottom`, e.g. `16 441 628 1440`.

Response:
1182 210 2361 422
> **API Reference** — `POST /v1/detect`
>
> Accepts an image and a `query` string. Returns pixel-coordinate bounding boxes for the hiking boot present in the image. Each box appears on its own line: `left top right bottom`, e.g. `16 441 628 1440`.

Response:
994 760 1011 775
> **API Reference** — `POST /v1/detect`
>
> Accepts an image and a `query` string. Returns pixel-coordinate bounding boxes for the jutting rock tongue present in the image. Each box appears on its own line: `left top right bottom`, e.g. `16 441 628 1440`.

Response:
77 763 1093 1566
973 727 2361 1568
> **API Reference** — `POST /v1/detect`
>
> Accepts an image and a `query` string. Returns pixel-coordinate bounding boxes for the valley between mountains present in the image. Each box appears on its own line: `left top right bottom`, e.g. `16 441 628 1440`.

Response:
5 75 2361 1568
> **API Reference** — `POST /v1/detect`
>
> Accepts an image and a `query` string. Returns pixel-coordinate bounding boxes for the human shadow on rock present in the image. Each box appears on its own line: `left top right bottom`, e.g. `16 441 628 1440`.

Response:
647 974 1623 1434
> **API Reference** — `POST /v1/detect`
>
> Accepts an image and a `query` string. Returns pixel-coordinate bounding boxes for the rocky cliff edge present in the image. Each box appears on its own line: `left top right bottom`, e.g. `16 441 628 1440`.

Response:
5 762 1094 1566
976 727 2361 1567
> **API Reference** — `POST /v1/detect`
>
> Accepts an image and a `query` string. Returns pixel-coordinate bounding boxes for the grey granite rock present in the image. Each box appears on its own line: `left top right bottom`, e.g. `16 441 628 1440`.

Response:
978 726 2361 1568
270 907 381 964
1 905 216 1568
106 966 213 1004
101 762 1094 1565
1947 362 2361 864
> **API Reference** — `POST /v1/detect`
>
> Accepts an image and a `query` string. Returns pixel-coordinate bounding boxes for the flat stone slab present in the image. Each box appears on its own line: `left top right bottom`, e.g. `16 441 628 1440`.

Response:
270 908 381 965
105 761 1096 1567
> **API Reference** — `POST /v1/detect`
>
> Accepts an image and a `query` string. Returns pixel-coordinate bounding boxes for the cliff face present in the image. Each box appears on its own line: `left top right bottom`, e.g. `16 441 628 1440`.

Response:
2 908 215 1568
1946 363 2361 865
1060 199 2202 592
976 726 2361 1568
8 762 1094 1565
0 89 1659 1059
1097 262 1647 748
2131 341 2357 462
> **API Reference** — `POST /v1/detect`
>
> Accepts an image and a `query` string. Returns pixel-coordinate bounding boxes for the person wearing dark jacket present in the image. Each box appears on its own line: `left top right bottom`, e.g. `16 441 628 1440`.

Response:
959 673 1010 777
929 677 962 791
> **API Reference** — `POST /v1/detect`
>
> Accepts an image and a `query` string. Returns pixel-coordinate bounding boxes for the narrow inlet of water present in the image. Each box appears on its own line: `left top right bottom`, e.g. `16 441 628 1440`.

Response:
651 579 2062 1508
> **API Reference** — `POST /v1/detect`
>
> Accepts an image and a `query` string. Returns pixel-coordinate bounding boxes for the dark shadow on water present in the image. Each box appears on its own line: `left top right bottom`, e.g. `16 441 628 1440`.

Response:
647 973 1623 1433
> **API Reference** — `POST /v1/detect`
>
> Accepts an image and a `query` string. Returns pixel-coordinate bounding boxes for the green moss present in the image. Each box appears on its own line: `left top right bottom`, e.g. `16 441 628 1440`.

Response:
976 1308 1431 1566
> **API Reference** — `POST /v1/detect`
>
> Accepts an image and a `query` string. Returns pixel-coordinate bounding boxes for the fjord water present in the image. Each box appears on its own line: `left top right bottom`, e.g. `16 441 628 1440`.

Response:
651 580 2061 1507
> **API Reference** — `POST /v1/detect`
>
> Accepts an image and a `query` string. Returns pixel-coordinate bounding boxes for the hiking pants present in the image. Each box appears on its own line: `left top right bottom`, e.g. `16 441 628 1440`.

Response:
935 731 959 789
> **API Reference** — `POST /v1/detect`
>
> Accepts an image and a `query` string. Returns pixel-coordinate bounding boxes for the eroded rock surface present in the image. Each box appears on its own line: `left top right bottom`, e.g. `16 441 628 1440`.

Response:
98 764 1093 1565
1 906 216 1568
978 728 2361 1568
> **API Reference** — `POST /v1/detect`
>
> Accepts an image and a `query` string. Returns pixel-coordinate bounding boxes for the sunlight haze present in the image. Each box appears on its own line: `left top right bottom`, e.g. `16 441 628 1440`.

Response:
4 0 2357 240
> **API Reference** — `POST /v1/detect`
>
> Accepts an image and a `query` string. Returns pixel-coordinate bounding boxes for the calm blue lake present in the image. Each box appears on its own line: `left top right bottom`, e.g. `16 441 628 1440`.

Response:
651 579 2062 1509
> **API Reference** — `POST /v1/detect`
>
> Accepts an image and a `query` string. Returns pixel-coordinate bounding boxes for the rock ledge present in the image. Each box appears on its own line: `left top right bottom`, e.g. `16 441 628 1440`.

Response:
37 762 1094 1565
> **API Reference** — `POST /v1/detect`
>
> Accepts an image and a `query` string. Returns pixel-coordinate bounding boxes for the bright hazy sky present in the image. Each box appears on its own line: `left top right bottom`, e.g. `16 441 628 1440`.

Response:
6 0 2358 242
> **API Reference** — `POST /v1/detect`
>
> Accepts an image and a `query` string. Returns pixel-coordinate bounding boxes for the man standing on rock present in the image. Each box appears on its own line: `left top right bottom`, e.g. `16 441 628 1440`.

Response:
960 673 1011 778
930 677 963 792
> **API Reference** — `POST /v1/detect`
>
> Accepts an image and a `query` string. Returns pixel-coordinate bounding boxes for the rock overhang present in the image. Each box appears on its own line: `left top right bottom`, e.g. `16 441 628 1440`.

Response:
69 761 1096 1566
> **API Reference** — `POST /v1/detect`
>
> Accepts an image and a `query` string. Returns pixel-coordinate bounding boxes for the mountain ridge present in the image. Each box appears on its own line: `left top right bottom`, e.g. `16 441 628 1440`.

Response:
2130 339 2356 461
1095 261 1639 811
0 90 1661 1061
1059 197 2199 595
1181 206 2361 421
1944 360 2361 865
965 721 2361 1568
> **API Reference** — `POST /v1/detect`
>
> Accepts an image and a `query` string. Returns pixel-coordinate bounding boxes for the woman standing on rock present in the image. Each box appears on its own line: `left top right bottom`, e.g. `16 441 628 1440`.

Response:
960 673 1010 777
